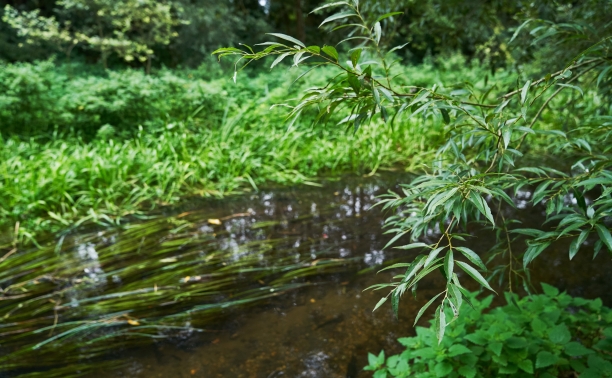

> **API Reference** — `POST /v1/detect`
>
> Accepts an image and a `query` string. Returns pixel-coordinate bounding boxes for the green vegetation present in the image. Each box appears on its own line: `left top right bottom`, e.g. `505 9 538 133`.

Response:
364 285 612 377
218 0 612 341
2 0 612 377
0 58 481 240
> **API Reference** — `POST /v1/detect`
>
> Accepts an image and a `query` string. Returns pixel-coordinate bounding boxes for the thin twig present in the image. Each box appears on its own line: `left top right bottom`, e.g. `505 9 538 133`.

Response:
500 58 601 99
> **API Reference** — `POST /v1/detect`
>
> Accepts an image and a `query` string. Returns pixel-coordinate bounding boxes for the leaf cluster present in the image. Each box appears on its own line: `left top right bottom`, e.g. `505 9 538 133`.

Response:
365 285 612 378
215 0 612 339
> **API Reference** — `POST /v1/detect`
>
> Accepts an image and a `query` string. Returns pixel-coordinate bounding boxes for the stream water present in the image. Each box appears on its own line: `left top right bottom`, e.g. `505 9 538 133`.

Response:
2 174 611 377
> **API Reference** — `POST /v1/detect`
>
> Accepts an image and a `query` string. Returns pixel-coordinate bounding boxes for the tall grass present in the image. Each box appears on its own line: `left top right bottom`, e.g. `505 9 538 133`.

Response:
0 54 514 240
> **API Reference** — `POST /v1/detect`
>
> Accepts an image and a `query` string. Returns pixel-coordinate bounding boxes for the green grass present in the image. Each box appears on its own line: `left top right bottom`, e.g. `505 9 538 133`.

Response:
1 52 595 242
3 56 491 241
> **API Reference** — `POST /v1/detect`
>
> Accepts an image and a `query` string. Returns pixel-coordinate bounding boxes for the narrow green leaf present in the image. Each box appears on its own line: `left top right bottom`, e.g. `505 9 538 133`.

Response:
441 108 450 124
394 242 430 250
377 262 412 273
309 1 349 14
375 12 403 23
523 242 551 267
391 292 399 319
387 42 409 55
455 247 487 271
373 297 387 312
569 229 589 260
350 48 362 67
436 304 446 343
320 11 358 27
373 22 382 45
468 192 495 225
271 52 291 68
595 224 612 252
456 261 495 293
424 247 445 268
521 80 531 104
444 250 454 284
266 33 305 48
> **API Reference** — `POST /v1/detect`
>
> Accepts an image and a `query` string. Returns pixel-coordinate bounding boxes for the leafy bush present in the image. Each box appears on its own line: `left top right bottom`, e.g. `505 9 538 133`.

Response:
364 285 612 377
0 61 228 137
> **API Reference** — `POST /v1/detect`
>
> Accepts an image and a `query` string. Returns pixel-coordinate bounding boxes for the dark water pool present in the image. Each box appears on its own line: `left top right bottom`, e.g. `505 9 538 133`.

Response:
1 174 611 377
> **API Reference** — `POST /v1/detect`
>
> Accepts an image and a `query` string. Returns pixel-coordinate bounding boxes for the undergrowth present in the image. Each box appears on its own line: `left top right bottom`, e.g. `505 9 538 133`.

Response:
0 55 496 241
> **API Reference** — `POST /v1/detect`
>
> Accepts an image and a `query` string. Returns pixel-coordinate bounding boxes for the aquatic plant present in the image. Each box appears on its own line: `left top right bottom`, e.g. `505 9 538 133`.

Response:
0 203 367 377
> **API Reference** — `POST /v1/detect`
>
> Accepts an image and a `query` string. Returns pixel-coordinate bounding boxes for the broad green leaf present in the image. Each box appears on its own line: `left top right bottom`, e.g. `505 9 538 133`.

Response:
458 365 477 378
518 360 534 374
489 342 503 356
548 324 571 344
541 282 559 296
322 45 339 61
448 344 472 357
266 33 305 48
455 246 486 271
565 342 595 356
535 350 558 368
434 361 453 377
456 261 495 292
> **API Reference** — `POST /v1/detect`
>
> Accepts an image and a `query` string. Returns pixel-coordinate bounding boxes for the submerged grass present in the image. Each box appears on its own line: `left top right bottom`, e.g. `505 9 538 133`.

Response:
0 199 369 377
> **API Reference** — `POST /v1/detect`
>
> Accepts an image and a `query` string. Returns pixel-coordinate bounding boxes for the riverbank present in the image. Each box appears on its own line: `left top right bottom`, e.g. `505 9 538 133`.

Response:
2 56 495 242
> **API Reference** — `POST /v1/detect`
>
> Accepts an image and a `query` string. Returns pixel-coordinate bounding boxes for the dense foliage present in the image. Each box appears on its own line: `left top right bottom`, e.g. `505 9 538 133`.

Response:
0 58 477 239
365 285 612 377
216 0 612 340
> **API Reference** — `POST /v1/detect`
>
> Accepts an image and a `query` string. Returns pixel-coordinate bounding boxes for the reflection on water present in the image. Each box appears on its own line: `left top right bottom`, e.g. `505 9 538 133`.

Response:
1 174 611 377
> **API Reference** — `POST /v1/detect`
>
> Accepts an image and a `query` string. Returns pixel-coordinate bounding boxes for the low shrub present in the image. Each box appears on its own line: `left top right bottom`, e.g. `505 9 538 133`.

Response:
365 284 612 377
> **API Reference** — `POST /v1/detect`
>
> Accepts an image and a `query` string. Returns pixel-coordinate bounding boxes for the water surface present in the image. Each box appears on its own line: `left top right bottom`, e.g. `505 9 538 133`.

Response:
2 174 611 377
